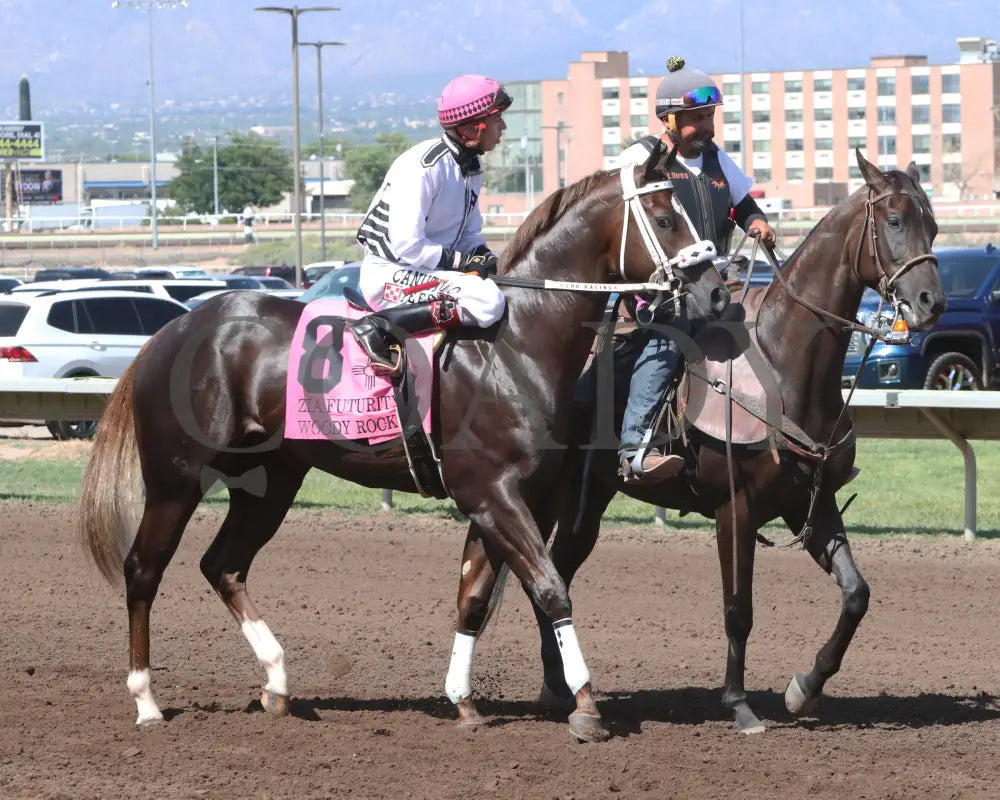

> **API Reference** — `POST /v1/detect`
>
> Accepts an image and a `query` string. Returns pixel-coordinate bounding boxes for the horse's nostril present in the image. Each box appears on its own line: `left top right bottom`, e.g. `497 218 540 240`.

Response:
919 291 932 308
711 287 730 312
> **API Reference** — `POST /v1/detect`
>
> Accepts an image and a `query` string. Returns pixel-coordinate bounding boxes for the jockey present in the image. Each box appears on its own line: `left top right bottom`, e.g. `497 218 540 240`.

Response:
350 74 512 372
616 56 776 479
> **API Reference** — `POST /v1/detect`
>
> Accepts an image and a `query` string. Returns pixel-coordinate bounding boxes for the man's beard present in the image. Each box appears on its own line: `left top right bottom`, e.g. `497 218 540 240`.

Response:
688 136 713 154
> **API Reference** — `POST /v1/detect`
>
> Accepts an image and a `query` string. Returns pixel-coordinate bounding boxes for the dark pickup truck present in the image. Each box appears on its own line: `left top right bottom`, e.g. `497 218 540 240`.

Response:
843 244 1000 390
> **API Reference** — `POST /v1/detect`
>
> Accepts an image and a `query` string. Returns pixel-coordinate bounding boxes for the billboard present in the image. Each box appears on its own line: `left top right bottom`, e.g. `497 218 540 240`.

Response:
15 168 63 203
0 121 44 160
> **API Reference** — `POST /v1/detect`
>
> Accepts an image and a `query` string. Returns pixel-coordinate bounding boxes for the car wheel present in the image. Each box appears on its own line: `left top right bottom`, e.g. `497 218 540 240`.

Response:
46 419 98 440
922 352 984 390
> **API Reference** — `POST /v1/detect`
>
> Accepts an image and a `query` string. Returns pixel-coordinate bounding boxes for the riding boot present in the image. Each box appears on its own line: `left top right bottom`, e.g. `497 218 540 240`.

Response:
350 298 460 374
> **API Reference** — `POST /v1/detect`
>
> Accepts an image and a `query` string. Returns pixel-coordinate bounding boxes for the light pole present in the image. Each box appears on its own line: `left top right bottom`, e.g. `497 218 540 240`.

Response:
255 6 339 288
111 0 187 250
737 0 746 172
300 39 345 261
210 134 220 216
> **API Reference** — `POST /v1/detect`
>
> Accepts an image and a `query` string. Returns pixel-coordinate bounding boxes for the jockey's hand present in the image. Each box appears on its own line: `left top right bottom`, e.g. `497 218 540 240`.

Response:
748 218 776 247
455 251 498 277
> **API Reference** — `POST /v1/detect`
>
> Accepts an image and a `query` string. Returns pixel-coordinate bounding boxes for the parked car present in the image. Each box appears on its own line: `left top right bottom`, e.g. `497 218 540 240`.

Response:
257 276 293 290
133 266 213 280
303 261 345 288
0 277 23 293
12 279 227 304
209 275 265 290
299 262 362 302
32 267 113 282
184 286 304 310
0 290 189 438
231 265 297 283
842 244 1000 390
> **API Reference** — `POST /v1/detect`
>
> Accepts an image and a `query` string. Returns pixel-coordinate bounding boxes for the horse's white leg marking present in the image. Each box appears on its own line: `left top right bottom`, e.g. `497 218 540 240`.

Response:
127 668 164 725
445 631 477 703
554 619 590 695
241 618 288 696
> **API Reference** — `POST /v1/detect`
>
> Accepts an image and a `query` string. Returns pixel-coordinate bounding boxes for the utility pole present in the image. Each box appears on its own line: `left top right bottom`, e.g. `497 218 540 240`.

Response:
300 39 344 261
211 134 220 216
255 6 339 288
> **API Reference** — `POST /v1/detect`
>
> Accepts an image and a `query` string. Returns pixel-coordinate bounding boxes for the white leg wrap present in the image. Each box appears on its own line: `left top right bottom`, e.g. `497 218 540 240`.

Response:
127 668 164 725
241 618 288 696
445 631 477 703
554 619 590 695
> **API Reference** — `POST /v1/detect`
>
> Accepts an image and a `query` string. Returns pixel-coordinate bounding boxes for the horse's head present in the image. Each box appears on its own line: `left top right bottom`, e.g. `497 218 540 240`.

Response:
614 148 730 322
854 149 945 331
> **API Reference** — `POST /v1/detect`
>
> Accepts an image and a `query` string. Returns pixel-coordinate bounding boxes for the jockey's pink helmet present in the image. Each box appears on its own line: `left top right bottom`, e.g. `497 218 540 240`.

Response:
437 74 513 129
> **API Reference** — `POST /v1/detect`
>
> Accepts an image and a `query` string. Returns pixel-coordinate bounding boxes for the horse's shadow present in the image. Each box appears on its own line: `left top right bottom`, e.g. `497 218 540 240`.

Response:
164 686 1000 734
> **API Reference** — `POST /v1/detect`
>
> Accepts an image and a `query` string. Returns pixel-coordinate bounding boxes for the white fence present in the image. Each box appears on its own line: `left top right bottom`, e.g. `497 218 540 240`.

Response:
0 380 996 539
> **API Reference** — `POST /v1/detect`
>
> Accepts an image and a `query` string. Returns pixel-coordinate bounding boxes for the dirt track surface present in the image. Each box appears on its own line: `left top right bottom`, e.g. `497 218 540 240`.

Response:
3 500 1000 799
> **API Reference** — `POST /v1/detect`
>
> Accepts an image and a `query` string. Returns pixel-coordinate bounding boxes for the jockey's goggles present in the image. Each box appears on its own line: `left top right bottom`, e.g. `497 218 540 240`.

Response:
657 85 722 112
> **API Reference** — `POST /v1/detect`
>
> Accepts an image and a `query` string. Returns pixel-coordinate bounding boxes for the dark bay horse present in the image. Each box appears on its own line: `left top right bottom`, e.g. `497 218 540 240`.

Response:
78 151 731 741
453 151 946 737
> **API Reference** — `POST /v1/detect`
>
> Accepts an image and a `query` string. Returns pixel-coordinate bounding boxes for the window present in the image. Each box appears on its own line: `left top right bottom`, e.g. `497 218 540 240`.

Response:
726 140 741 153
79 298 143 335
815 138 833 150
724 111 740 124
912 105 930 124
785 78 802 93
631 114 648 127
847 76 865 91
813 78 833 91
786 139 804 151
723 81 740 96
911 134 931 153
816 166 834 180
877 106 896 124
917 163 931 183
911 75 929 94
785 108 803 122
557 92 564 105
848 107 865 120
943 163 962 182
752 110 770 123
0 304 28 336
602 115 619 128
941 73 960 93
877 76 895 95
786 167 804 181
814 107 832 121
848 136 867 149
878 135 896 156
133 299 186 335
630 85 647 98
942 133 961 153
601 86 619 100
752 139 771 152
849 165 862 179
751 81 769 94
603 144 618 156
942 104 961 123
753 168 771 183
47 302 75 333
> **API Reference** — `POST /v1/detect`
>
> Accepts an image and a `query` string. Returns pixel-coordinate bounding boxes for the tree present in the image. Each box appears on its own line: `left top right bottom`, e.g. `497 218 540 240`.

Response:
343 132 411 211
168 132 294 214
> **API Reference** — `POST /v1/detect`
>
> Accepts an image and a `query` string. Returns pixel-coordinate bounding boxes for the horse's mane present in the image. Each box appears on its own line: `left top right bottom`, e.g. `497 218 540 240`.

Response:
499 171 613 273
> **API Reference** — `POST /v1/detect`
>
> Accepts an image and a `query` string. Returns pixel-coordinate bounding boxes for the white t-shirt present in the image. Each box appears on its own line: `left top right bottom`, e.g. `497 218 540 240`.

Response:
616 139 753 205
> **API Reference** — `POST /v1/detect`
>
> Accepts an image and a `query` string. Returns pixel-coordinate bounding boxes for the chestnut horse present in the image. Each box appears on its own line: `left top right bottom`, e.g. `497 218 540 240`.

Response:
78 152 731 741
452 151 946 737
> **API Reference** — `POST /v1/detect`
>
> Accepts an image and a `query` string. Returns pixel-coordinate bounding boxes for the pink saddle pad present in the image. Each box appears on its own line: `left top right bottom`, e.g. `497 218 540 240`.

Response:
285 299 434 444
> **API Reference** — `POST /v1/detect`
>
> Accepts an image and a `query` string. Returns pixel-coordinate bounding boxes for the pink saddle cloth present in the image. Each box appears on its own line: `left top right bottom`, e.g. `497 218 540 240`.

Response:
284 299 434 444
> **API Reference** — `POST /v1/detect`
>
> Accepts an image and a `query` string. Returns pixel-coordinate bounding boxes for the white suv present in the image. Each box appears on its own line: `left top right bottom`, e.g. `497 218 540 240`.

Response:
0 290 188 439
12 278 226 303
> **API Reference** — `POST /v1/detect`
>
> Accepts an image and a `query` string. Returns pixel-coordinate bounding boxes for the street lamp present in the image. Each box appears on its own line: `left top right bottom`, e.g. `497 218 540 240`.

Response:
111 0 188 250
208 134 226 216
255 6 339 288
300 39 345 261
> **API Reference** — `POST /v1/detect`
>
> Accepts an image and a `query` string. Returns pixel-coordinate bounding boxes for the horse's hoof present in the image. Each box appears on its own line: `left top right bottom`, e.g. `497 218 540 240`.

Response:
784 673 819 716
455 697 486 728
732 702 766 735
568 711 610 743
135 711 164 727
538 681 576 713
261 689 290 716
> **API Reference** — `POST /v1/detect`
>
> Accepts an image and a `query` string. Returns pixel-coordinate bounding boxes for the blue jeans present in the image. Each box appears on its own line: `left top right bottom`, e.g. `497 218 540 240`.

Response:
619 315 691 459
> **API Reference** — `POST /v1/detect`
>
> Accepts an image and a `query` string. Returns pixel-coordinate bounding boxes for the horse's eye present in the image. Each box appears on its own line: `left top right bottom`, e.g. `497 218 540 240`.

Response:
887 215 901 230
655 215 674 229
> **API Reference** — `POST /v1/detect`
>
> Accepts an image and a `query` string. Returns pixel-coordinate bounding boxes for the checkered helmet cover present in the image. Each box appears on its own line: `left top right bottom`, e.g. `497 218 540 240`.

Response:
437 74 513 128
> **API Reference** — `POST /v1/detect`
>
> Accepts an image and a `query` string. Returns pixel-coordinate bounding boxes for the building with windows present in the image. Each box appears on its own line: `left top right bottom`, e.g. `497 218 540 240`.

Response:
480 38 1000 213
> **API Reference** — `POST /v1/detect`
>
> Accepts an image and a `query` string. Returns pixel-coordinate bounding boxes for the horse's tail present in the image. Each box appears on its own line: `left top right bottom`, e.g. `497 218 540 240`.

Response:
479 563 511 634
78 360 144 587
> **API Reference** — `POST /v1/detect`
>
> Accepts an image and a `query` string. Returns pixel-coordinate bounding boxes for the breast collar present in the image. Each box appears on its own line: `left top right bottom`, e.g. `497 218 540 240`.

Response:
442 134 482 176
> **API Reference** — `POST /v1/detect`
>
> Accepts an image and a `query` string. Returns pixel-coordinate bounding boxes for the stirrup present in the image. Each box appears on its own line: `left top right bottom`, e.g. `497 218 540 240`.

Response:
367 344 404 377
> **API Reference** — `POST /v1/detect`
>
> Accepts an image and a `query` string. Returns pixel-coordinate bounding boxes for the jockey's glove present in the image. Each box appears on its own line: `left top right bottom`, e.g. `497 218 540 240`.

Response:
454 250 498 277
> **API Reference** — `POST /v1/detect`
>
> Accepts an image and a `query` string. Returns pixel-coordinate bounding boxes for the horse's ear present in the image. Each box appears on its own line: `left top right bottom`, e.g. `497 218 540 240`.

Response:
905 161 921 186
855 148 885 188
643 138 664 182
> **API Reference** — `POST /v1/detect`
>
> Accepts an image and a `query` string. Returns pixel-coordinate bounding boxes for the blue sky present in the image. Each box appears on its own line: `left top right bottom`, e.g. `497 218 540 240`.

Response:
0 0 996 112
